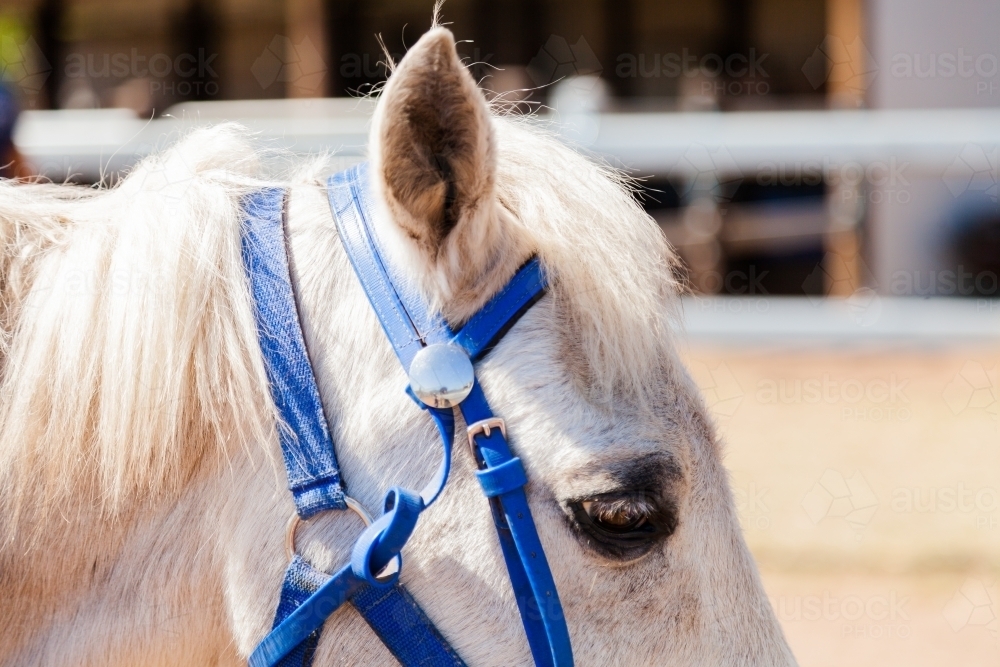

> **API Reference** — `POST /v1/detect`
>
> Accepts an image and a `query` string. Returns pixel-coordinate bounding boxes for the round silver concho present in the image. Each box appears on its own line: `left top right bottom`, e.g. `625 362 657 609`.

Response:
407 343 475 408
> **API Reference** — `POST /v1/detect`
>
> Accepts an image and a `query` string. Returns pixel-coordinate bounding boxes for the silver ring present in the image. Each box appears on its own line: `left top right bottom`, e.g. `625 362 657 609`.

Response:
285 495 374 560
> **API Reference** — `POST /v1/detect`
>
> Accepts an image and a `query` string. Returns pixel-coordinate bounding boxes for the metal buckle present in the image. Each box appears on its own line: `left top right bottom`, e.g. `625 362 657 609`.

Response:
466 418 507 460
285 495 374 561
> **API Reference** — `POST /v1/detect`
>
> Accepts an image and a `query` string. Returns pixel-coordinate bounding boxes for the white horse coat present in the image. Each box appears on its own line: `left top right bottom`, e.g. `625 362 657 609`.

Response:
0 26 797 667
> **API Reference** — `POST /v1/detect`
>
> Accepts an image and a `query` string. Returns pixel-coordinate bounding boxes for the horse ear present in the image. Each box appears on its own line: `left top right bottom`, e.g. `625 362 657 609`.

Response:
372 27 496 258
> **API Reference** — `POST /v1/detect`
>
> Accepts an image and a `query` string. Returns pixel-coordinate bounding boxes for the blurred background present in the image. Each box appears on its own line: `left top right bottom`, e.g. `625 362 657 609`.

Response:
0 0 998 664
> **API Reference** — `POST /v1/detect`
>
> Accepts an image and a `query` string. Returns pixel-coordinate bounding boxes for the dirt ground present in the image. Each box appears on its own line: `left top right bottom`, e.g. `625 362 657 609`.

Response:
679 342 1000 667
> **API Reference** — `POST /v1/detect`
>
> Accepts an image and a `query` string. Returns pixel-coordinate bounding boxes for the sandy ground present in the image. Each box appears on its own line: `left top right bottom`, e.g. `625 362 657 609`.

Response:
678 342 1000 667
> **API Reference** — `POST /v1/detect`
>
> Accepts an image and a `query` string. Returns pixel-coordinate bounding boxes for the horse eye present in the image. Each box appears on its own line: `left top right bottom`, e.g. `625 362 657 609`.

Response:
580 499 649 533
568 492 672 560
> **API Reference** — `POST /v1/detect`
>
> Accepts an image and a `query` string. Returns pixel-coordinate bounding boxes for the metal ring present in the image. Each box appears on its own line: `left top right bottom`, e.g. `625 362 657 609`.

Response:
285 495 374 561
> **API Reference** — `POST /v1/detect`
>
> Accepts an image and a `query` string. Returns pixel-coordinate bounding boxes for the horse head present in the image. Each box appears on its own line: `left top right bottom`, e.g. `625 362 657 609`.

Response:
241 26 797 667
0 22 796 667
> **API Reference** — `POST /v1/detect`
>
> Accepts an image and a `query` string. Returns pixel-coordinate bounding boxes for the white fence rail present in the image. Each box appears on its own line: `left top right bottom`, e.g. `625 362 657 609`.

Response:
13 101 1000 182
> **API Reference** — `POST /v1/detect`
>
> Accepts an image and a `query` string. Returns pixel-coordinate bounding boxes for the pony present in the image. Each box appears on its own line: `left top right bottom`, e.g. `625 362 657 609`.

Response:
0 25 797 667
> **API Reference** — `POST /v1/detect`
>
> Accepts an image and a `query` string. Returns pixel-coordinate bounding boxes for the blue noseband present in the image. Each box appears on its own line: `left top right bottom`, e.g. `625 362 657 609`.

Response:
243 164 573 667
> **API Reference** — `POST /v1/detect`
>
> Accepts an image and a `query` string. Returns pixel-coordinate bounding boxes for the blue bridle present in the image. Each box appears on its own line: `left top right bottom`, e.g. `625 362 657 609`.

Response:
242 163 573 667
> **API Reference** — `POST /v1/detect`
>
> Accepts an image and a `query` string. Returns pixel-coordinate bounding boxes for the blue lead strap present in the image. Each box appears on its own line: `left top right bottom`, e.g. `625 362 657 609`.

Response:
246 163 573 667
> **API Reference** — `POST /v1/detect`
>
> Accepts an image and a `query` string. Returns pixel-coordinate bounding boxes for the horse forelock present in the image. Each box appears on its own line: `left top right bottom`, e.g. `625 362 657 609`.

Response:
491 117 684 402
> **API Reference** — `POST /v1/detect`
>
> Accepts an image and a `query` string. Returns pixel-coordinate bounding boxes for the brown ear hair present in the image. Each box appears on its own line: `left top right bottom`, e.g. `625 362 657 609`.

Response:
373 27 496 256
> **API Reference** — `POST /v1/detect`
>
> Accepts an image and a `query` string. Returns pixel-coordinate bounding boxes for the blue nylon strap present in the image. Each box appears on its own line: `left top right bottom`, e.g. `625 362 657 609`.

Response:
327 163 449 370
351 582 467 666
253 488 417 667
419 407 457 507
475 457 528 498
325 165 574 667
458 383 573 667
450 257 547 363
263 561 466 667
241 187 346 519
250 160 574 667
243 186 467 667
268 556 328 667
252 563 366 667
253 474 466 667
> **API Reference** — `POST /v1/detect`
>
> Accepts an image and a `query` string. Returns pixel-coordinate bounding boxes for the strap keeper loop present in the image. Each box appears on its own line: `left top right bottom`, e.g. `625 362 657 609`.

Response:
475 457 528 498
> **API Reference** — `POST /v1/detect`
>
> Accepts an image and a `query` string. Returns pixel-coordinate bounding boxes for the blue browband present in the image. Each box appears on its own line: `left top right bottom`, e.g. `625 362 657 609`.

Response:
243 164 573 667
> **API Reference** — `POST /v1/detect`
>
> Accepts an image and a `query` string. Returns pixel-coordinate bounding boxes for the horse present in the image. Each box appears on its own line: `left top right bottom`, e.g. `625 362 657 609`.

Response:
0 25 797 667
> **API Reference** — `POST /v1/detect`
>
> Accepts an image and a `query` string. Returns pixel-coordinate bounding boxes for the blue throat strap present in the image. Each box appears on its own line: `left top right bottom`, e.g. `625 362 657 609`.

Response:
245 162 573 667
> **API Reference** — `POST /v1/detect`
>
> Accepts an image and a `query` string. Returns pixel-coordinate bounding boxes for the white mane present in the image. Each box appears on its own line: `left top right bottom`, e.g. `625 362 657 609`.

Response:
0 125 274 536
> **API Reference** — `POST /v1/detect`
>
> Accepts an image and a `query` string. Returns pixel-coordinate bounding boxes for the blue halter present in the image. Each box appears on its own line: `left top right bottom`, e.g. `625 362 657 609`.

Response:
242 164 574 667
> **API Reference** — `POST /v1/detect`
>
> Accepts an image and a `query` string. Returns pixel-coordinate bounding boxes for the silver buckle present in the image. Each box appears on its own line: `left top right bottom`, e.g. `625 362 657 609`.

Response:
466 418 507 459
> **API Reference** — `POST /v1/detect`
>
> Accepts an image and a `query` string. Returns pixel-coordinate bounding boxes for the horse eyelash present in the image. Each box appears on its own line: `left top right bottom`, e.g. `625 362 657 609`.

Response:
581 494 657 522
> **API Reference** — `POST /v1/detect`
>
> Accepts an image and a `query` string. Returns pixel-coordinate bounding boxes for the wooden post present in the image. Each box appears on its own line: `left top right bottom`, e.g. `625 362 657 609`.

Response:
824 174 867 296
822 0 867 294
826 0 868 108
285 0 328 97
